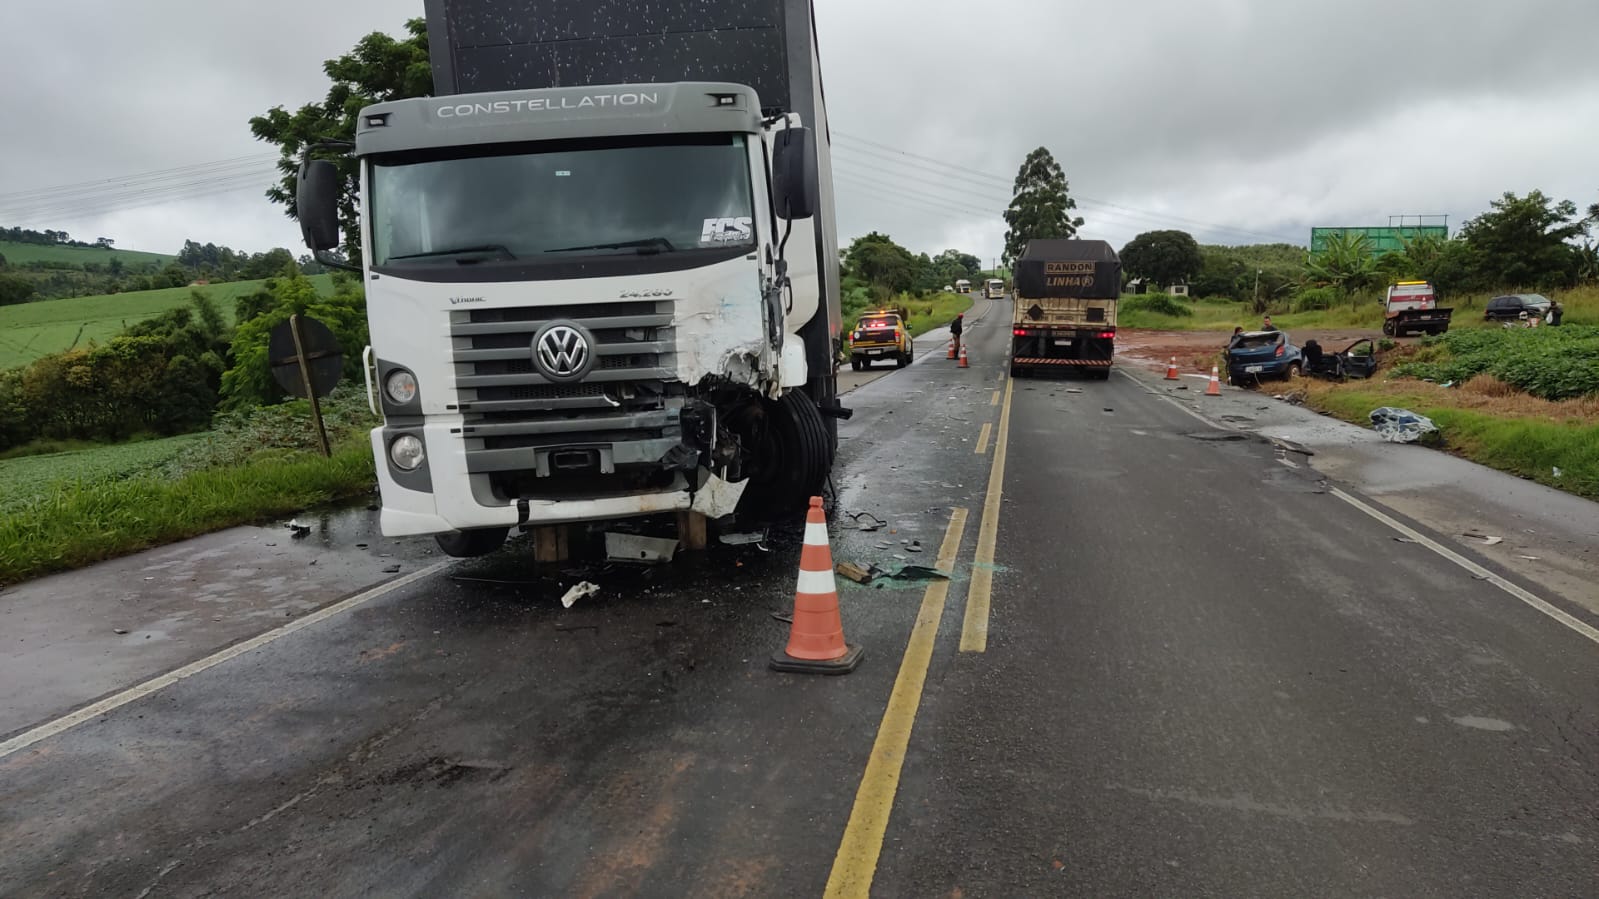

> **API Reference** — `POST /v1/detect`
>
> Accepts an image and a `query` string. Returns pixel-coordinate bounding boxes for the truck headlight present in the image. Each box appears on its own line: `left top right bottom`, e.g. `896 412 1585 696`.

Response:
389 434 425 471
385 369 418 404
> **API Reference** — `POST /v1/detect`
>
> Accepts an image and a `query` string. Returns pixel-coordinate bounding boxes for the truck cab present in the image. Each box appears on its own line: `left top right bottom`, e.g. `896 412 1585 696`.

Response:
293 0 843 557
1383 280 1452 337
985 279 1005 299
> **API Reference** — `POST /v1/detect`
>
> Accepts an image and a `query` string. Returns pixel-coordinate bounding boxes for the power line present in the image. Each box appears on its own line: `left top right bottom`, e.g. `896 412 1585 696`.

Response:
1 170 281 222
834 131 1302 245
835 154 1240 242
0 154 279 204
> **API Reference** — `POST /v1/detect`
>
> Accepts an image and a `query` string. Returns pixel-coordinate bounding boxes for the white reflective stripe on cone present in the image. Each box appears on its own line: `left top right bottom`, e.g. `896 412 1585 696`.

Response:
804 522 829 546
796 568 837 595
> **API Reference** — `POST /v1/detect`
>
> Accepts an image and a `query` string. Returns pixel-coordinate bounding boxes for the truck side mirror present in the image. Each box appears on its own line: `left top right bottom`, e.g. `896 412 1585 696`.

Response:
772 126 818 221
296 159 342 252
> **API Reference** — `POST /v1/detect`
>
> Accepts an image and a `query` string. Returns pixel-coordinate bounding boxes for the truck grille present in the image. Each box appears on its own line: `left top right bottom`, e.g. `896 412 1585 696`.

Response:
449 301 684 491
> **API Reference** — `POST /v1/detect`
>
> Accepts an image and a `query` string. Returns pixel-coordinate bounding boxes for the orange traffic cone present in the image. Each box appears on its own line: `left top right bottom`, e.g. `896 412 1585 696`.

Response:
958 345 970 368
1165 356 1180 380
1205 366 1222 396
771 497 864 675
947 338 957 359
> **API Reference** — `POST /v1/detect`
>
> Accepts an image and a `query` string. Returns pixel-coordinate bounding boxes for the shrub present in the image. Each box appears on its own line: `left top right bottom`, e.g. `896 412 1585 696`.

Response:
1292 286 1340 311
1392 324 1599 400
1122 292 1193 317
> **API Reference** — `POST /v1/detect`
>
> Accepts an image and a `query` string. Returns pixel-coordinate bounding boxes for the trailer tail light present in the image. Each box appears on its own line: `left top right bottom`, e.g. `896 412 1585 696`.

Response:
1014 328 1029 336
1097 331 1116 340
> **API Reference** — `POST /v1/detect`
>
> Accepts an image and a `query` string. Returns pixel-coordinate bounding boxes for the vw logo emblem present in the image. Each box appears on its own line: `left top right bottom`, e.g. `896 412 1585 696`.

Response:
533 322 593 382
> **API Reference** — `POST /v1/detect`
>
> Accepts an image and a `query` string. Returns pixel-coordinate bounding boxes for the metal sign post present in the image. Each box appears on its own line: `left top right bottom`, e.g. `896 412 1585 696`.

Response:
290 314 331 457
268 313 344 459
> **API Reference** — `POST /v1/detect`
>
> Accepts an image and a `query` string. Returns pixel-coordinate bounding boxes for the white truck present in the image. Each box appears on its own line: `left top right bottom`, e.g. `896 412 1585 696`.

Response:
985 278 1005 299
294 0 844 557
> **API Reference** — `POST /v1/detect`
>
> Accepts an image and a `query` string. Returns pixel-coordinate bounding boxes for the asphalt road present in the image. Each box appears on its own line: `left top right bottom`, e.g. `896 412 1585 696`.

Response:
3 298 1596 898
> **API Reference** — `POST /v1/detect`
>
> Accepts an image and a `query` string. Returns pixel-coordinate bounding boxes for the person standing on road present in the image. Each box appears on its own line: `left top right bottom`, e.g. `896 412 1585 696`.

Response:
951 312 964 355
1261 315 1277 331
1547 301 1563 326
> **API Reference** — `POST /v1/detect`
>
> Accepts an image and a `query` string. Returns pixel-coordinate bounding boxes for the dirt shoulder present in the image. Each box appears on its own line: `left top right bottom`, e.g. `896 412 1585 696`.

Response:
1118 327 1405 376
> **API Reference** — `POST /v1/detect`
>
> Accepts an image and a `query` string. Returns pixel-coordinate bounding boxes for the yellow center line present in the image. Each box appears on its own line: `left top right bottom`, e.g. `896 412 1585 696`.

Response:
823 507 969 899
974 421 993 454
961 376 1014 653
990 389 1001 406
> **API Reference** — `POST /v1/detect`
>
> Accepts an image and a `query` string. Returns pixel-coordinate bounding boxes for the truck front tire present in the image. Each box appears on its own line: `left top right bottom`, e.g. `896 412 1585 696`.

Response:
732 390 833 521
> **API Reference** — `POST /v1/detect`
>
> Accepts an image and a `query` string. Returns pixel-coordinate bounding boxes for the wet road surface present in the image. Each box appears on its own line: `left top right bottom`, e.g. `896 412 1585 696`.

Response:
3 299 1596 897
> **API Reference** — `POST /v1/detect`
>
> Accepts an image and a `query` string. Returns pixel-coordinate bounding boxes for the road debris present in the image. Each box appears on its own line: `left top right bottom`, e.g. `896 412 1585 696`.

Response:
1269 436 1314 456
846 512 887 532
605 533 679 564
381 564 401 574
770 611 794 625
718 530 767 546
113 628 129 635
1370 407 1438 444
691 473 747 519
836 561 881 585
1517 555 1541 561
1393 537 1420 544
560 581 600 609
1462 532 1504 546
286 520 312 538
890 565 951 581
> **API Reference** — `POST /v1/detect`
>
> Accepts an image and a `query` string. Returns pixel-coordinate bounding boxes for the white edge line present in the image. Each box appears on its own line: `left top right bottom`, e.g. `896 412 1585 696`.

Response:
0 560 453 761
1116 368 1225 430
1117 368 1598 648
1329 488 1599 647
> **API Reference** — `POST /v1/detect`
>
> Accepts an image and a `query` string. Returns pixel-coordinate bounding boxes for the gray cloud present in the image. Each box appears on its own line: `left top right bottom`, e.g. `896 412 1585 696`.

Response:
3 0 1596 261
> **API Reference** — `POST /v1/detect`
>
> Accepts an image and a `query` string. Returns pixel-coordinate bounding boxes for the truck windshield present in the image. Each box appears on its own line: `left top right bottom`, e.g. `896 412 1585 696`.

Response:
369 134 755 267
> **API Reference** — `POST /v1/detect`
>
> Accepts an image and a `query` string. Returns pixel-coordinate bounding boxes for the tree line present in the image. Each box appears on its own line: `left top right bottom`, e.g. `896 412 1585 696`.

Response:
0 227 115 249
1114 190 1599 312
0 232 327 305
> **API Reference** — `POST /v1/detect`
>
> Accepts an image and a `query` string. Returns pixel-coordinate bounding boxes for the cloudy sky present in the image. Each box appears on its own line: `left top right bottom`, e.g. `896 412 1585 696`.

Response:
3 0 1597 263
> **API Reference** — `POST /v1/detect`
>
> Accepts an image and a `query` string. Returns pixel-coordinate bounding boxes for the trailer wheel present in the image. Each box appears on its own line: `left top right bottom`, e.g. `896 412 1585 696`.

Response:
434 527 509 558
1382 319 1397 337
730 390 833 520
850 358 862 371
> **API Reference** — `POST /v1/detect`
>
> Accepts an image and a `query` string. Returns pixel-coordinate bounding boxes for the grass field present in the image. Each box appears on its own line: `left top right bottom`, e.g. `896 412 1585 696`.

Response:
0 239 175 268
0 274 334 370
0 434 206 514
0 440 375 587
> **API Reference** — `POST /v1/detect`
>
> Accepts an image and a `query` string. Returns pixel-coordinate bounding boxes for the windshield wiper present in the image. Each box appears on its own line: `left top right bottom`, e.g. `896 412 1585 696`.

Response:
390 244 516 263
547 237 675 255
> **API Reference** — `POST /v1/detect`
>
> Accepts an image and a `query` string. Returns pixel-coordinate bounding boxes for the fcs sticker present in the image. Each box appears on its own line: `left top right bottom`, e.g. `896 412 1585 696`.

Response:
700 217 754 244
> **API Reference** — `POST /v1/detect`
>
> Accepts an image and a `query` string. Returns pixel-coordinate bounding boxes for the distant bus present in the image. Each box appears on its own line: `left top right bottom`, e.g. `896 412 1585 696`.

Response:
955 279 972 294
985 279 1005 299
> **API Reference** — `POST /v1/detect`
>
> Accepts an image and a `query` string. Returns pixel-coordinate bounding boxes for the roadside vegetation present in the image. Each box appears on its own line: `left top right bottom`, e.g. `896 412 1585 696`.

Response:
839 232 980 339
1291 326 1599 501
0 388 377 587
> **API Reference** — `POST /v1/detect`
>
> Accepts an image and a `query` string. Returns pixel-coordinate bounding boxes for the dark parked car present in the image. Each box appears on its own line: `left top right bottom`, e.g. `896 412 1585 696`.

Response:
1227 330 1302 384
1484 294 1552 322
